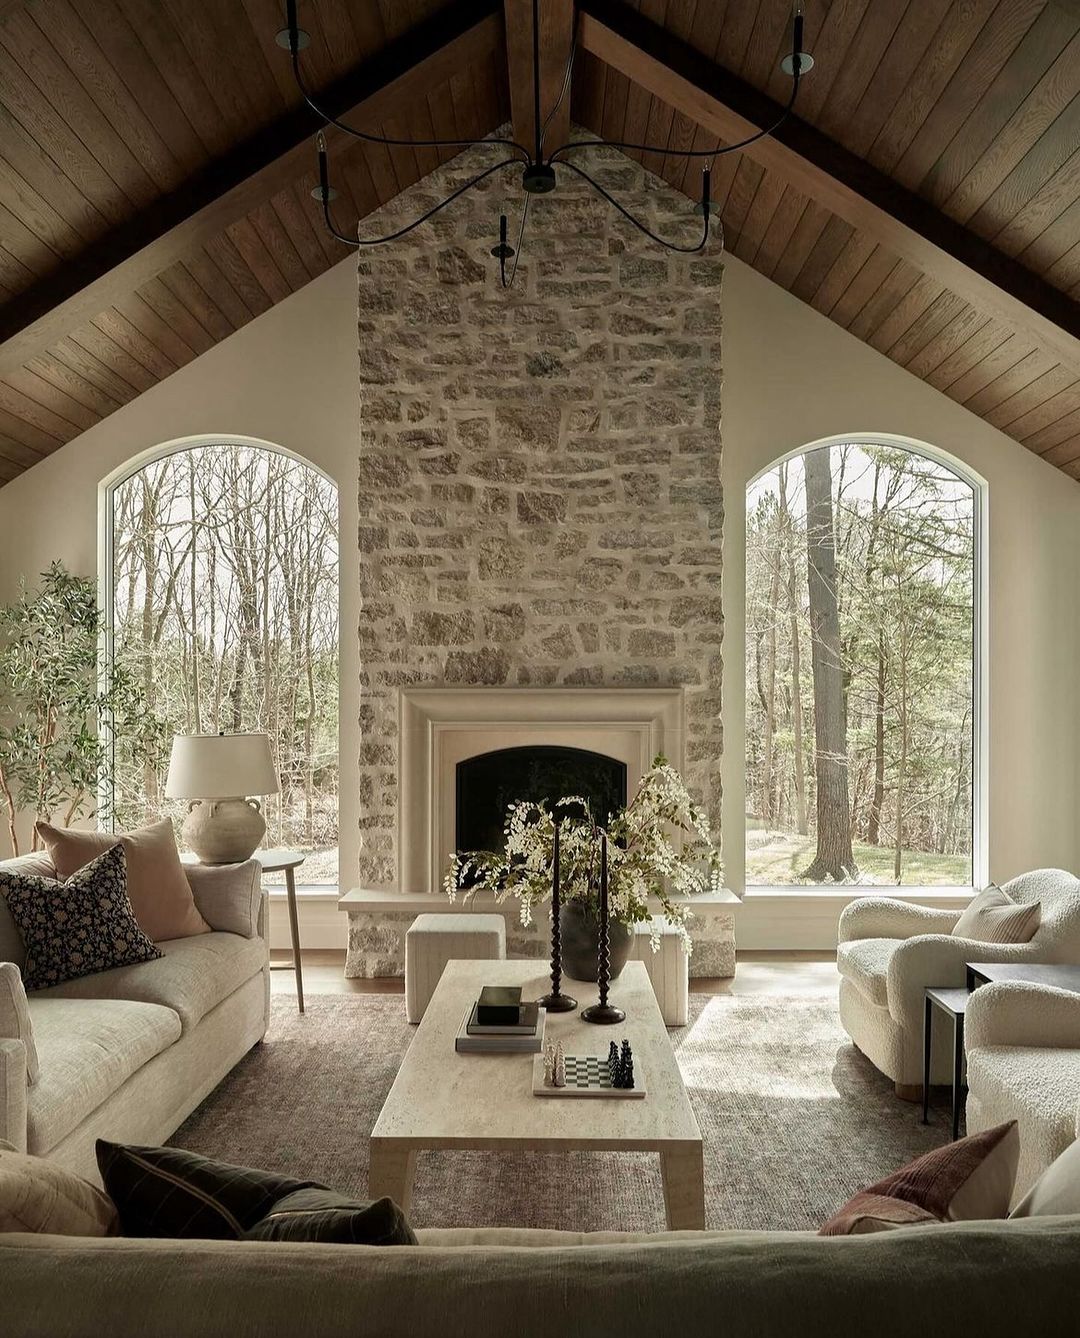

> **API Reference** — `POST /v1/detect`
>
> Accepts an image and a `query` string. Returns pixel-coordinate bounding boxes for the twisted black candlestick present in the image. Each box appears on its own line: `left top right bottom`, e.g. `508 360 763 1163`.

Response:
539 816 576 1013
582 832 625 1025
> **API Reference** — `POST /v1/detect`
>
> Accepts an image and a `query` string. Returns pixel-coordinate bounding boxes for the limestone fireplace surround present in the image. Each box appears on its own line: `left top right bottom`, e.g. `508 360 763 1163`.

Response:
341 685 737 978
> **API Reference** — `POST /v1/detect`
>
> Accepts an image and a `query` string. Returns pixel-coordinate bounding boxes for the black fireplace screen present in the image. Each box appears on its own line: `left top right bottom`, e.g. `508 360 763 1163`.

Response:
455 745 628 856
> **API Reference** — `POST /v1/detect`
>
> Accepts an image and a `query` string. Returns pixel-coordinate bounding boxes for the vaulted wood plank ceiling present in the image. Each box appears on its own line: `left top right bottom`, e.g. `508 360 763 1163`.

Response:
1 0 1079 483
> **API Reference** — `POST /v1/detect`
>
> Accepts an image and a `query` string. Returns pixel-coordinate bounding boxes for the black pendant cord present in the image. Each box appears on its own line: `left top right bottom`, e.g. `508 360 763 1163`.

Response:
318 139 520 248
285 0 530 162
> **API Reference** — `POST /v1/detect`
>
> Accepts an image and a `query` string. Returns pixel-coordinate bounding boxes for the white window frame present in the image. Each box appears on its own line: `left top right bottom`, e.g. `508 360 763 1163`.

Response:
740 431 987 894
97 434 342 890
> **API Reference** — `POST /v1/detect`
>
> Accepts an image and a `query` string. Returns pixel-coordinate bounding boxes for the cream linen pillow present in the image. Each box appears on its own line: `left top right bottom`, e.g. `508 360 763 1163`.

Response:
0 962 38 1084
1010 1137 1080 1218
0 1144 118 1236
952 884 1040 945
36 818 209 943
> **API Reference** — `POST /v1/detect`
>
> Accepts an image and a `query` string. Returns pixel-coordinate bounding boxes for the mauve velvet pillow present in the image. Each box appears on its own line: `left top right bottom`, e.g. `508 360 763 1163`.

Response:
36 818 208 943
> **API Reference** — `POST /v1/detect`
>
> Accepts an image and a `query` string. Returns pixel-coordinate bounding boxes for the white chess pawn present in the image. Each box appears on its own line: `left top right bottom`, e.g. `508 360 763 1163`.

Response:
553 1040 566 1088
542 1041 556 1088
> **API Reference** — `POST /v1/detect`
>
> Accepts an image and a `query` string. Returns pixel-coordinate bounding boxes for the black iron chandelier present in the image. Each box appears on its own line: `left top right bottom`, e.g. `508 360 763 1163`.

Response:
282 1 811 287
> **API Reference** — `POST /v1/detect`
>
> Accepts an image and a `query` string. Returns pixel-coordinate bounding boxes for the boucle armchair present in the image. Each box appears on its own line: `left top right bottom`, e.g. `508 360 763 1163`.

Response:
837 869 1080 1099
966 980 1080 1202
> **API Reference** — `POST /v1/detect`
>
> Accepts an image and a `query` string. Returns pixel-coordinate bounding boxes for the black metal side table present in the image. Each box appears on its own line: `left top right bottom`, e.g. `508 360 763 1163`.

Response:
922 987 969 1140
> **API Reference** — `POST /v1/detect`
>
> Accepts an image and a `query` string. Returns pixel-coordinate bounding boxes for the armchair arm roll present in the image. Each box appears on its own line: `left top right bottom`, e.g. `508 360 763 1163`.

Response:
0 1038 28 1153
885 934 1034 1028
966 981 1080 1051
838 898 963 944
185 860 263 938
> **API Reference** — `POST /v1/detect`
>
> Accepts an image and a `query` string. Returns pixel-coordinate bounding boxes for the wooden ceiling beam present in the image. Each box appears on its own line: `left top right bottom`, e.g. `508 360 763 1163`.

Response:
577 0 1080 369
0 0 504 380
504 0 576 161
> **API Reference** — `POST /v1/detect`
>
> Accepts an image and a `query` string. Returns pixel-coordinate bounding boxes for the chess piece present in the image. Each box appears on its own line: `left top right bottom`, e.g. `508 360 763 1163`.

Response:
554 1040 566 1088
620 1039 634 1090
542 1041 557 1088
607 1040 619 1086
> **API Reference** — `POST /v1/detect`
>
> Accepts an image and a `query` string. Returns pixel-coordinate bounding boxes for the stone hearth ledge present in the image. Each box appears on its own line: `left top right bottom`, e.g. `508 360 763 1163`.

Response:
339 887 738 979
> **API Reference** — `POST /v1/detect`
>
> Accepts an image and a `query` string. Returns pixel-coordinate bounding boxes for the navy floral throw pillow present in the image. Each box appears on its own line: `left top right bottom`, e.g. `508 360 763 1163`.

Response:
0 843 162 990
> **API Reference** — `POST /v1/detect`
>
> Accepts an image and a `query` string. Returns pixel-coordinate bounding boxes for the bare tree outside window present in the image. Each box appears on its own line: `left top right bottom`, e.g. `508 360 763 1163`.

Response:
109 444 339 885
746 443 975 887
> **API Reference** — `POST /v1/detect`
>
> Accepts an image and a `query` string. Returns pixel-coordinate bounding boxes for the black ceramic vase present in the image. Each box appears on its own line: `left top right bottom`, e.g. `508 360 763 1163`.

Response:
559 900 633 983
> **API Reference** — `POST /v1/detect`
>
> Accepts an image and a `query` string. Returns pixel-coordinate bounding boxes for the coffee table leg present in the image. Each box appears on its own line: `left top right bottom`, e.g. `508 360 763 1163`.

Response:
661 1144 705 1230
369 1143 417 1213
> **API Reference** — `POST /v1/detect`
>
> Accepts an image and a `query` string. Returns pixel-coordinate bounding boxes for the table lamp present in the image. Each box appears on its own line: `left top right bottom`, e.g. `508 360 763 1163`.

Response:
165 733 279 863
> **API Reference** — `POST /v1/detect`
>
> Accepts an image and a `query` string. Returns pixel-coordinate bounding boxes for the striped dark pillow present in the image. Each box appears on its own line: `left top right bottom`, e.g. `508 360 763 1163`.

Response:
96 1142 416 1245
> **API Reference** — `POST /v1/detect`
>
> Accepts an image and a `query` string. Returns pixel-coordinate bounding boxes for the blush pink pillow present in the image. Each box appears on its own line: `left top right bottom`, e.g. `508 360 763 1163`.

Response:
36 819 209 943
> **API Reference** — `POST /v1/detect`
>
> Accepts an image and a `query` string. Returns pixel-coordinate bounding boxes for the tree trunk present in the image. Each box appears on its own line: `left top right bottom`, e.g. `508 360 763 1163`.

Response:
868 631 886 846
801 448 857 882
761 545 781 825
779 465 808 836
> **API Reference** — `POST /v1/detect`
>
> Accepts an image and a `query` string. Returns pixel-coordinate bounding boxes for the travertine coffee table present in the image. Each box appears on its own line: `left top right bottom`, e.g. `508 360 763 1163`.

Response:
369 959 705 1229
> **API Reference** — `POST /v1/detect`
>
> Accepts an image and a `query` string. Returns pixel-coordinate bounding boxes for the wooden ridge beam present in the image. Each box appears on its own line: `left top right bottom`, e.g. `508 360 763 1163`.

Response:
0 0 503 379
504 0 576 160
577 0 1080 369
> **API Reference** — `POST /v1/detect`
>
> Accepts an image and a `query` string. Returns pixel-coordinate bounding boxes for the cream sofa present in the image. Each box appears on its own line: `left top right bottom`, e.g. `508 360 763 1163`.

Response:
0 853 269 1182
966 980 1080 1202
4 1218 1080 1337
837 869 1080 1097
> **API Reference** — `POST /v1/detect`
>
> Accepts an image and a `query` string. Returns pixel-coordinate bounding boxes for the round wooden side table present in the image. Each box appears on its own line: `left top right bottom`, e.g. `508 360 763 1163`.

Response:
255 848 306 1013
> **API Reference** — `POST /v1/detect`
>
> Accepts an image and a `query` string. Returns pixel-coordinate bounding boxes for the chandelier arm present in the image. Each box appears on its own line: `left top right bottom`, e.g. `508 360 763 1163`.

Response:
548 73 799 165
320 152 522 248
557 160 711 254
285 1 531 161
549 14 803 166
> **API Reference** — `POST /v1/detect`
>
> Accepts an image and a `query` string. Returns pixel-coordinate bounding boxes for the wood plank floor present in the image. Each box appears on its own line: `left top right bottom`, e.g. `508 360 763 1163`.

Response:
270 950 840 999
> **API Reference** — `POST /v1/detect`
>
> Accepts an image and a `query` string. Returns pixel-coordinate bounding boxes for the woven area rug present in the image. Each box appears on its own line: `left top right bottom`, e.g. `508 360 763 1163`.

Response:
171 992 953 1232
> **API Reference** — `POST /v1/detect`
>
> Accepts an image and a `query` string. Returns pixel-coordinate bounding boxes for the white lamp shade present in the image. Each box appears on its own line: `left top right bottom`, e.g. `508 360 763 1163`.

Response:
165 733 279 800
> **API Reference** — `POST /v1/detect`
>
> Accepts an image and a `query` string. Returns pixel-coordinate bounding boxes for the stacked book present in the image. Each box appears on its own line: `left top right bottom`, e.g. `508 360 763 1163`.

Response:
455 985 547 1054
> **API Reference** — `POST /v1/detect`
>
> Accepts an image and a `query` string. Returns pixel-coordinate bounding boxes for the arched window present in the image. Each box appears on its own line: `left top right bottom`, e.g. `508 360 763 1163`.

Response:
745 436 980 888
103 438 339 886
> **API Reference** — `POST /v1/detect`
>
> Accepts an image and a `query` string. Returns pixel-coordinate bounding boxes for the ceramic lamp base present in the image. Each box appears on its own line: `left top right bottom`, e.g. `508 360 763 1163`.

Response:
182 797 265 864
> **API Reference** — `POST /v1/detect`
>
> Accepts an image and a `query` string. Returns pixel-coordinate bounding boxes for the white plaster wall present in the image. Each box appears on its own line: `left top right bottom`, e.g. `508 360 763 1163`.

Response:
1 250 1077 947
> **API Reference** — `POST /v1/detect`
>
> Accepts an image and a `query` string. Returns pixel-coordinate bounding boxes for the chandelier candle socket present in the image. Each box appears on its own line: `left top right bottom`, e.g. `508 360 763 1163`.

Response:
539 817 577 1015
165 733 279 864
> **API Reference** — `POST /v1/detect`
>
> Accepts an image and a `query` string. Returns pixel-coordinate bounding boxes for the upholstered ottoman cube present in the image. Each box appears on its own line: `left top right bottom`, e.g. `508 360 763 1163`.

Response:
405 914 506 1023
631 917 689 1026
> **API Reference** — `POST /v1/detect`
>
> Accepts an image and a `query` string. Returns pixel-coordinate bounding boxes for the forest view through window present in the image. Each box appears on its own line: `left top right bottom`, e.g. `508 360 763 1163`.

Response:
109 443 339 886
746 441 975 887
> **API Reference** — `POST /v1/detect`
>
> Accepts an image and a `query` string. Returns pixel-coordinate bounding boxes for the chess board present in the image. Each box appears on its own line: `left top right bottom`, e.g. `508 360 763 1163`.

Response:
532 1053 646 1099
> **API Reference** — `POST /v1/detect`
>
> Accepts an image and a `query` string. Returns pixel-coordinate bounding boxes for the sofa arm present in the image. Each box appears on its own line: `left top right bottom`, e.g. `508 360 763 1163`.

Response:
838 898 962 943
967 981 1080 1051
0 1038 28 1153
186 860 263 938
885 935 1034 1028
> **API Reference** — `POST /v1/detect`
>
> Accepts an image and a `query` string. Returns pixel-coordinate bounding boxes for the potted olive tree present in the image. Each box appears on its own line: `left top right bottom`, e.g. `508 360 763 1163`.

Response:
445 756 722 981
0 562 166 855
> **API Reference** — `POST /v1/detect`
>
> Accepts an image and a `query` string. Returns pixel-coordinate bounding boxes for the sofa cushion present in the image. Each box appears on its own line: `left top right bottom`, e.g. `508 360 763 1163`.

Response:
0 963 38 1084
26 998 181 1154
245 1187 416 1246
820 1122 1019 1235
836 938 900 1007
0 844 162 990
32 931 266 1033
0 1144 118 1236
1010 1136 1080 1219
37 819 210 944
